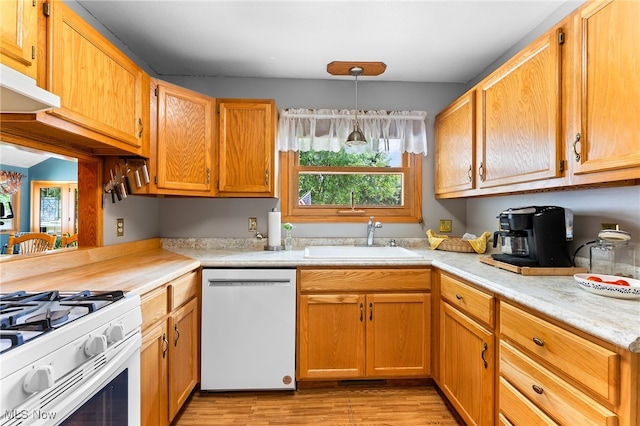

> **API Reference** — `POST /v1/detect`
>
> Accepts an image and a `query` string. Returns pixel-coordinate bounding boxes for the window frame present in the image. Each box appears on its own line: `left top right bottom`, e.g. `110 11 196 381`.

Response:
280 150 422 223
0 191 20 234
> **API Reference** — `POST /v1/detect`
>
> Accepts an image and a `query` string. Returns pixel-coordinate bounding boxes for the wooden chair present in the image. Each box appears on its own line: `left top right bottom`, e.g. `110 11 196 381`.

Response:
6 233 57 255
61 233 78 248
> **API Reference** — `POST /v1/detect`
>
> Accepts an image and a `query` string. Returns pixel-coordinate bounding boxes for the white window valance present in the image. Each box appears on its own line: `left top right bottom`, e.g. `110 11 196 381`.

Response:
277 109 428 156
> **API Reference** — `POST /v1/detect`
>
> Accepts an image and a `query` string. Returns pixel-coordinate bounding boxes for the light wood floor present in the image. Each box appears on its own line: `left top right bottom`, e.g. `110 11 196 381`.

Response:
172 385 462 425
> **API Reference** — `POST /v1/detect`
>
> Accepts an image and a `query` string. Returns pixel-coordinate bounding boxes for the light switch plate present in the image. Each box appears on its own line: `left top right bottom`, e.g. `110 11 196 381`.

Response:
439 219 452 233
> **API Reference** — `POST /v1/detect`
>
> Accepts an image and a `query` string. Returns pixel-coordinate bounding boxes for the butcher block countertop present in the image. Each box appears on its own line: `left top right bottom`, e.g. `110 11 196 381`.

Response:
1 237 638 353
0 238 200 296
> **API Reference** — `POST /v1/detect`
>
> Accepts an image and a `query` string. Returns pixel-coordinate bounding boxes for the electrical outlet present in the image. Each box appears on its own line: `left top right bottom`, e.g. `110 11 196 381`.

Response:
439 219 452 233
248 217 258 232
116 218 124 237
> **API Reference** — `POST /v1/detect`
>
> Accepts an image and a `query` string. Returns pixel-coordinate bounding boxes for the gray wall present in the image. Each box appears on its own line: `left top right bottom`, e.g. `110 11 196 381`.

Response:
72 0 638 260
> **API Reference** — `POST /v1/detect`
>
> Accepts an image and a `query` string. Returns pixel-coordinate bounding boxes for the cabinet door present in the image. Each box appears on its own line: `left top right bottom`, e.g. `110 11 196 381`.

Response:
477 29 562 188
366 293 430 377
217 99 277 196
46 1 147 153
298 294 366 379
140 322 169 426
168 298 198 422
435 91 475 195
572 0 640 175
440 302 494 426
0 0 37 78
156 82 215 194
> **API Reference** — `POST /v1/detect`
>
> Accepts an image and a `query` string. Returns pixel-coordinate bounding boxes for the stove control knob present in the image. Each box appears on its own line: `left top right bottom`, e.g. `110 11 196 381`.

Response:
85 335 108 356
23 365 54 393
106 324 125 343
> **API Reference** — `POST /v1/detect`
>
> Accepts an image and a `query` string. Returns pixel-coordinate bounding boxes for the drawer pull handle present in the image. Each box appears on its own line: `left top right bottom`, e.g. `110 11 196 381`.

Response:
532 337 545 346
532 384 544 395
360 303 364 322
174 324 180 346
369 302 373 321
455 294 463 300
481 342 488 368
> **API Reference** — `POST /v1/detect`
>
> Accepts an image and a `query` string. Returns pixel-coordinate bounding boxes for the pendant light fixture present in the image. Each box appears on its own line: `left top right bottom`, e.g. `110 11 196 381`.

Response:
346 66 367 146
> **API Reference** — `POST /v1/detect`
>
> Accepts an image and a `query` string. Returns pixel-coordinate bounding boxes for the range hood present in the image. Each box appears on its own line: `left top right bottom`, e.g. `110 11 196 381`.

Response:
0 64 60 113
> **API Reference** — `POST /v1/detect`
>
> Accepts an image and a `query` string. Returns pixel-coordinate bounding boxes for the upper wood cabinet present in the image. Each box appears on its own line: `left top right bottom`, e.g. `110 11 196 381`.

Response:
1 0 38 78
217 99 278 197
0 0 150 157
434 90 476 196
147 79 216 196
476 28 563 189
569 0 640 181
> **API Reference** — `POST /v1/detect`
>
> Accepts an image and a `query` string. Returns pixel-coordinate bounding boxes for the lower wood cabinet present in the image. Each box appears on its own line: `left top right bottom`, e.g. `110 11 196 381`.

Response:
140 269 199 426
497 301 640 426
436 271 495 426
297 267 431 381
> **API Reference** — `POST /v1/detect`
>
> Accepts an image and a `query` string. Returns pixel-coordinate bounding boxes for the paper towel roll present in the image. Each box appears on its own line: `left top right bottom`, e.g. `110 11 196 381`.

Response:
268 211 281 247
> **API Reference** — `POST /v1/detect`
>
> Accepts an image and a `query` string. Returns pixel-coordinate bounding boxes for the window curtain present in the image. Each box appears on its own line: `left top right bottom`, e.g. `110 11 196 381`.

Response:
277 109 428 156
0 170 24 195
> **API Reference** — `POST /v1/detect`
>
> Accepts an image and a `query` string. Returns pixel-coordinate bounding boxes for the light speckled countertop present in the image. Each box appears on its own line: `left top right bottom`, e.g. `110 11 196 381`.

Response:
164 238 640 353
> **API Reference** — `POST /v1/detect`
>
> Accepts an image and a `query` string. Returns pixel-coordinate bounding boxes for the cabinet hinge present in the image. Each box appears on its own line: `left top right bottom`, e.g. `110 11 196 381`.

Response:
154 87 158 97
558 32 565 45
43 2 50 17
154 176 158 184
31 46 36 60
558 160 565 172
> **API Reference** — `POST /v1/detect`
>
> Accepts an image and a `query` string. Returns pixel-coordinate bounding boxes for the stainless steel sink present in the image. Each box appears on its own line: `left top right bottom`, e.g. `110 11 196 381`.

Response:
303 245 423 260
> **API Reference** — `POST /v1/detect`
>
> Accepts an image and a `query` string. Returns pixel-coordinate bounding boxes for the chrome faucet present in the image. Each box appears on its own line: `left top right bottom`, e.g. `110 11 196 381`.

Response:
366 216 383 246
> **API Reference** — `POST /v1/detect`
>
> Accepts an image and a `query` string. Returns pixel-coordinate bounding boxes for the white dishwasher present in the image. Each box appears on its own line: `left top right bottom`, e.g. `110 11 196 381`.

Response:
201 268 296 391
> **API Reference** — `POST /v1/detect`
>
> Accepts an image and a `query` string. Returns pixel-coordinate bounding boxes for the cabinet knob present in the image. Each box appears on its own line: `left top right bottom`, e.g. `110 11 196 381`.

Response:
455 294 463 300
532 336 545 347
532 384 544 395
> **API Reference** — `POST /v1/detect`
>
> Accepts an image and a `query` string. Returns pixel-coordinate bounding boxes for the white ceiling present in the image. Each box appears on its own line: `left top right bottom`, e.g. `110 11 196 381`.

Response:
76 0 580 83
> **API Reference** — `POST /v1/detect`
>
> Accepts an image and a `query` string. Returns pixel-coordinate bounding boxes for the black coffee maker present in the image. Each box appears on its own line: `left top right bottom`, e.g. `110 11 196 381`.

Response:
492 206 574 267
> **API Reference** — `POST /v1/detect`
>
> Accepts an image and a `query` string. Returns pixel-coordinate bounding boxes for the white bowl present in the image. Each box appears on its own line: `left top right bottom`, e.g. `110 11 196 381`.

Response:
573 273 640 300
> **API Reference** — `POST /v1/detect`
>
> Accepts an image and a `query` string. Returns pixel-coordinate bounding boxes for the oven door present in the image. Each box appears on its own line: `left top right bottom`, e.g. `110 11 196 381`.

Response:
1 331 140 426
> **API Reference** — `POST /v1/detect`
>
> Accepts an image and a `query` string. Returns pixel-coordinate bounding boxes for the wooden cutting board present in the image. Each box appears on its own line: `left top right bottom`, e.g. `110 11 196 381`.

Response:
480 256 587 276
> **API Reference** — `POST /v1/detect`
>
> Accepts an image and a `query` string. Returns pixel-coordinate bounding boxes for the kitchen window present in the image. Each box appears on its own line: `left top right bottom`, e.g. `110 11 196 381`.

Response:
278 109 427 223
0 192 19 233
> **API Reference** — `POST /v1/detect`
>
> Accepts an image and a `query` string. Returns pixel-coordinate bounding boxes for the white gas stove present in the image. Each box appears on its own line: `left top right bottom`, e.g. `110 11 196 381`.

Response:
0 290 141 425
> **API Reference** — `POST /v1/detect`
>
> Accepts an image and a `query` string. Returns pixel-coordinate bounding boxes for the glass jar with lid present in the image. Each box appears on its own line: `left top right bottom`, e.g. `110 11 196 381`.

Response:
589 229 636 278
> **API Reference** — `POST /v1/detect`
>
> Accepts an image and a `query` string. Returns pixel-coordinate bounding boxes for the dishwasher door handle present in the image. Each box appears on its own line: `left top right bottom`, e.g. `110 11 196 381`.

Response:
207 279 291 287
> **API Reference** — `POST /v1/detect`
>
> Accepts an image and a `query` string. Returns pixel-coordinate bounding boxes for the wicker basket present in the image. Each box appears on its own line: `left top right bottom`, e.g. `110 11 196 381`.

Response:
426 230 491 254
436 237 476 253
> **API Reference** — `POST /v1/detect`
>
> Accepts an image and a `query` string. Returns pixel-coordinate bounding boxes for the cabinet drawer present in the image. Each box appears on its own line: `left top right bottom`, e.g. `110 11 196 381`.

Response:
499 376 558 426
500 302 619 404
141 286 168 331
169 271 198 311
299 268 430 293
500 341 617 426
440 273 494 327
